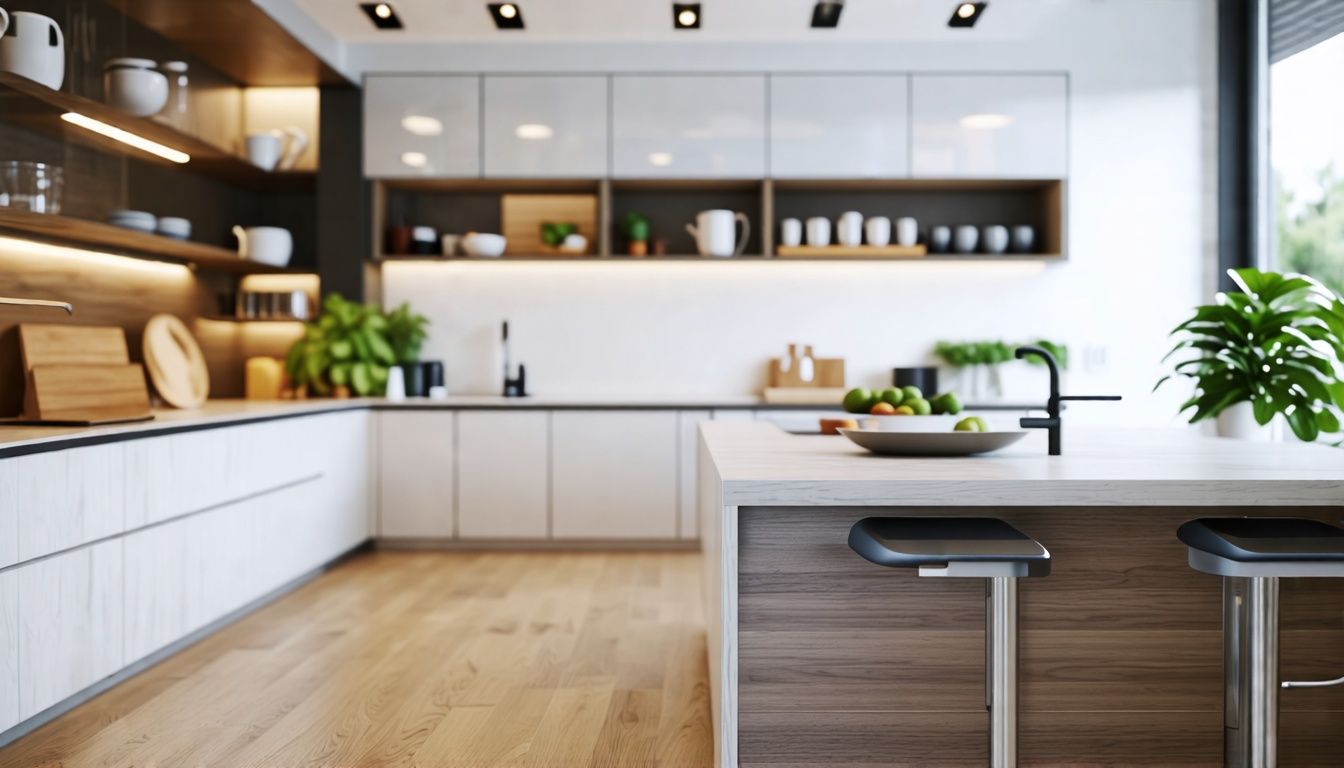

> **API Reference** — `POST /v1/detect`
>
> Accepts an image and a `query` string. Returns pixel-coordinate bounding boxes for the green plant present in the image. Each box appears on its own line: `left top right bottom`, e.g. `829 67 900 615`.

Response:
1156 267 1344 442
621 211 650 243
384 302 430 364
541 221 578 247
934 339 1068 369
285 294 396 397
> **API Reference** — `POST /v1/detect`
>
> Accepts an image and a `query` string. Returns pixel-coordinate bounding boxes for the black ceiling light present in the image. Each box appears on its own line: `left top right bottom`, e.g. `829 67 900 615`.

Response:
673 3 701 29
360 2 403 30
948 2 986 27
488 2 525 29
811 1 843 28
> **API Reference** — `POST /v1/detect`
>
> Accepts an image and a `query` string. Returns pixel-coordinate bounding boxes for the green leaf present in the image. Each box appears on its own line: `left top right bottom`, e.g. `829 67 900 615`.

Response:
351 362 372 396
1286 406 1320 442
329 339 353 361
1251 396 1276 426
1316 408 1341 434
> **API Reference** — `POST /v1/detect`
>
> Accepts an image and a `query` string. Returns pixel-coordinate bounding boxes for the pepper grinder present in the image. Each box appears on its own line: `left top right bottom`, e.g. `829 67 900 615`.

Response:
502 320 527 397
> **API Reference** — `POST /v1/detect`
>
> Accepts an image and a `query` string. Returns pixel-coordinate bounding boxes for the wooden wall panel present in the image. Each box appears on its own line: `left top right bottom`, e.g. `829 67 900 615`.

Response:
738 505 1344 767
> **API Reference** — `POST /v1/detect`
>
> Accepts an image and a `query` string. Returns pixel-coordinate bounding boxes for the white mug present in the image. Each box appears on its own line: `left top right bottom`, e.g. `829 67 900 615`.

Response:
864 217 891 247
896 217 919 247
805 217 831 246
233 225 293 267
930 226 952 253
836 211 863 247
0 8 8 38
982 225 1010 254
780 218 803 247
1011 225 1036 253
686 209 750 258
245 132 283 171
953 225 979 254
384 365 406 402
0 11 64 90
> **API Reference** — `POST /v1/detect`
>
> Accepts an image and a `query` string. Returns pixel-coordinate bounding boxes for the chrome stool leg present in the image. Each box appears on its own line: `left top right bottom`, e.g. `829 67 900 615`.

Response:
987 577 1019 768
1224 576 1279 768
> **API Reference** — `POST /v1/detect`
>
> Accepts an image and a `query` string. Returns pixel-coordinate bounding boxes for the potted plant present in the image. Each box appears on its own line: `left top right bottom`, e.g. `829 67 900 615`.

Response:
385 301 431 395
933 339 1066 401
622 211 650 257
285 293 397 397
1157 268 1344 441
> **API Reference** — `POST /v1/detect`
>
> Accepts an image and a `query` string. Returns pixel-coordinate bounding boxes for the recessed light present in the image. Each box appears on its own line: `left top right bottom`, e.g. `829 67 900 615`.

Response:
360 2 403 29
488 3 525 29
400 115 443 136
400 151 428 168
948 2 986 27
515 123 554 140
674 3 700 29
60 112 190 163
648 152 674 167
959 113 1013 129
810 1 843 28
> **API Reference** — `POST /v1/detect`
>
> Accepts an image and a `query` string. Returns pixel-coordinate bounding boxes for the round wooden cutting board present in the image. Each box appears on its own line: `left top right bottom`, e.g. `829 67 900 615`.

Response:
142 314 209 409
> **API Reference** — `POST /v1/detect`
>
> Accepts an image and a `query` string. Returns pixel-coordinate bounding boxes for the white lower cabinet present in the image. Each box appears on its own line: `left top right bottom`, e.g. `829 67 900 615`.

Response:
17 444 125 563
123 522 187 663
1 568 18 732
378 411 455 538
17 540 124 720
0 459 16 568
551 411 679 539
457 411 550 539
678 411 712 540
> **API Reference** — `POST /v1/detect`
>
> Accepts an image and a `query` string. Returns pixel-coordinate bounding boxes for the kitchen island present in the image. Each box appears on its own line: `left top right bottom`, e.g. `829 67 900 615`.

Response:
698 421 1344 767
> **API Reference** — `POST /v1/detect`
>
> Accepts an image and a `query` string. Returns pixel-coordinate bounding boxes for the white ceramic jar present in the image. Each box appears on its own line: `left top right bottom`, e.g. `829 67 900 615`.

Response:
104 58 168 117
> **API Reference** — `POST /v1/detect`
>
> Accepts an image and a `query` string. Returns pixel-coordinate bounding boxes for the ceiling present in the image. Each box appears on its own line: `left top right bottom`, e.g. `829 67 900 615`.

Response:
286 0 1068 44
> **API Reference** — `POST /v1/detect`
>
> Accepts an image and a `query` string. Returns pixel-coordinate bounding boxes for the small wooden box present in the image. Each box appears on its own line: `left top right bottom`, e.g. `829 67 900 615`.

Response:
500 194 598 256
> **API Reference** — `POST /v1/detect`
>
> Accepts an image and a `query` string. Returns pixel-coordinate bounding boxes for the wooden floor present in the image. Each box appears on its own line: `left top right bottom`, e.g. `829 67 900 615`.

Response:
0 551 713 768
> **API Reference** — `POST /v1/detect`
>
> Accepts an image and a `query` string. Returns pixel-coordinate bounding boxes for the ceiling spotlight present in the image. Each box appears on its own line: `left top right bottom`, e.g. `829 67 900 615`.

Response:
400 115 443 136
648 151 674 167
515 123 554 140
360 2 402 29
674 3 700 29
488 2 525 29
948 2 986 27
400 151 428 168
810 1 843 28
959 113 1014 129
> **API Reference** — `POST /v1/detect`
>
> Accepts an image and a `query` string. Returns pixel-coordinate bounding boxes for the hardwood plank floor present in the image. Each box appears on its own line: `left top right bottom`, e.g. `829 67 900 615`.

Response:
0 551 714 768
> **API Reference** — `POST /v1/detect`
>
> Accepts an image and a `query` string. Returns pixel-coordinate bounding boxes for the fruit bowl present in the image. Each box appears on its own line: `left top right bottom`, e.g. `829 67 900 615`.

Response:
862 414 961 432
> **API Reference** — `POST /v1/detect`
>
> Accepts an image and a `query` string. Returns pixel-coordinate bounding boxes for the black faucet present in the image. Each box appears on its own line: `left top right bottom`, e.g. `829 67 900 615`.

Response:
502 320 527 397
1015 345 1120 456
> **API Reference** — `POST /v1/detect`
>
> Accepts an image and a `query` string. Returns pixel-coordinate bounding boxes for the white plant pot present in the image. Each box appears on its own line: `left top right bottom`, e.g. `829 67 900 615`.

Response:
1215 401 1273 441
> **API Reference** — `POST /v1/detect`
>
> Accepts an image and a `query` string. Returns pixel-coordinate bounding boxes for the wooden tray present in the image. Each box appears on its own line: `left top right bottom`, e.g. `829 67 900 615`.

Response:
776 244 927 259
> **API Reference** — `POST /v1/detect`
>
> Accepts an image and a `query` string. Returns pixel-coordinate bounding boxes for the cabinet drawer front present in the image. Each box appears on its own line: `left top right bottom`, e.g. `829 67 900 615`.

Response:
551 411 678 539
0 460 16 568
17 444 125 563
458 411 549 539
0 568 17 732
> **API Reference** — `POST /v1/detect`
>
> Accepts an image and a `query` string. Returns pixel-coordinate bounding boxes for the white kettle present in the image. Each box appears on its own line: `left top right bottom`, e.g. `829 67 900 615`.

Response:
685 209 750 258
0 10 65 90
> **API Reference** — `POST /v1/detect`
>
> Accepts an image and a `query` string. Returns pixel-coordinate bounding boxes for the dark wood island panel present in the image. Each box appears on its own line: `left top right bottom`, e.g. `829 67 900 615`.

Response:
737 506 1344 767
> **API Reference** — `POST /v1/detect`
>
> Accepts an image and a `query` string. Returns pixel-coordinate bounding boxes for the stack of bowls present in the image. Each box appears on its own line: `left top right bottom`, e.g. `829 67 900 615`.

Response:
106 209 156 233
155 216 191 240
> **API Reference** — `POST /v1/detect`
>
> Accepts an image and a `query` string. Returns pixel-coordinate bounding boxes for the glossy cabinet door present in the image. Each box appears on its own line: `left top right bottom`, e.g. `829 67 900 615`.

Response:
378 411 456 538
911 74 1067 178
770 75 910 178
364 75 481 178
612 75 766 178
457 411 550 539
483 76 608 178
551 411 679 539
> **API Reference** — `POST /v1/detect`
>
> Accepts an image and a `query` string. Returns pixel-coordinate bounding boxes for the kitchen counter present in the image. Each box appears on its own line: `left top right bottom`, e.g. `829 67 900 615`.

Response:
698 421 1344 768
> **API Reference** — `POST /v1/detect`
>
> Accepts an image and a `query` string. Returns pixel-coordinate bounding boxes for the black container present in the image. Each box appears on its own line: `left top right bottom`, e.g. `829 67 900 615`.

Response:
402 362 428 397
893 366 939 395
420 360 444 390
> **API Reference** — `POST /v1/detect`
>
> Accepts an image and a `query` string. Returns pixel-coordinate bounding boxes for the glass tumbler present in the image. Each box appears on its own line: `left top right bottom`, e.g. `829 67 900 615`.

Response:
0 161 64 214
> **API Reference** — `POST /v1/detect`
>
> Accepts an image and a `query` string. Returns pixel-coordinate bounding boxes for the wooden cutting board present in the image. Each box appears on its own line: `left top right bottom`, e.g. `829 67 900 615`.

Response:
142 315 209 409
500 194 598 256
19 324 129 370
23 364 153 424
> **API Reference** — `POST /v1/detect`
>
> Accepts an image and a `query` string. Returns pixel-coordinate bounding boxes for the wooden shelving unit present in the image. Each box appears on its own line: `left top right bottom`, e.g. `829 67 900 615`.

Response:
371 176 1066 264
0 208 297 274
0 72 314 193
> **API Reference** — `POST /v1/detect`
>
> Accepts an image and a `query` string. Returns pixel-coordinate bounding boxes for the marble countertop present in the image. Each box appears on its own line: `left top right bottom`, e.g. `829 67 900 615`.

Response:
700 421 1344 507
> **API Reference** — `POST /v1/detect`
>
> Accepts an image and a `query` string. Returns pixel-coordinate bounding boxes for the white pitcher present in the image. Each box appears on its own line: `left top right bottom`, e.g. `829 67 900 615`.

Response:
686 209 750 258
233 225 293 267
0 10 64 90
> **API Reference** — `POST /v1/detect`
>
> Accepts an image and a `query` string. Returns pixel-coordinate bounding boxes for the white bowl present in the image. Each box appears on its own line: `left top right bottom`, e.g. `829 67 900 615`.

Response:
461 233 506 258
155 217 191 239
104 59 169 117
861 414 962 433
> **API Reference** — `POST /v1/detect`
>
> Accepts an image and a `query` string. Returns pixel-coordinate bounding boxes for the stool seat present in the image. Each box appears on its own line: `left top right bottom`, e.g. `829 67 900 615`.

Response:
1178 517 1344 577
849 517 1051 577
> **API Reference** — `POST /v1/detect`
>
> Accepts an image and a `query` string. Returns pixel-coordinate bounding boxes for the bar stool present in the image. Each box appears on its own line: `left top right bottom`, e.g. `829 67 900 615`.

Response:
848 517 1051 768
1177 517 1344 768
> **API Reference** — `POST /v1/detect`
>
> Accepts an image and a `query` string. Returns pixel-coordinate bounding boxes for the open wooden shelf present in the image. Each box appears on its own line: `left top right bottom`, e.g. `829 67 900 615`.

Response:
0 208 298 274
0 72 314 192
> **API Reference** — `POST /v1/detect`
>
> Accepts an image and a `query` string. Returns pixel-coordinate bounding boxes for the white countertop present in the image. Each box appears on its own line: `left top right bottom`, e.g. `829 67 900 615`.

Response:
700 421 1344 507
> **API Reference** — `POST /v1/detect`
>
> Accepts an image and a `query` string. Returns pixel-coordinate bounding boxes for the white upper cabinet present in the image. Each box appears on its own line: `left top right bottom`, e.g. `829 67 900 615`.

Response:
483 76 608 178
364 75 480 178
612 75 766 178
769 75 910 178
910 74 1067 178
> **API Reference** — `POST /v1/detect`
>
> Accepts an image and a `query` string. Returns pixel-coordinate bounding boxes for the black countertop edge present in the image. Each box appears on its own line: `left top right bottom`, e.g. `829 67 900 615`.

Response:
0 401 1044 460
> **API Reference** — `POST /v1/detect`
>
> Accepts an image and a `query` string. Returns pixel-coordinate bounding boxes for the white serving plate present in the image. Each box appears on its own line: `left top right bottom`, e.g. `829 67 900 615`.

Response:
839 428 1029 457
862 414 960 432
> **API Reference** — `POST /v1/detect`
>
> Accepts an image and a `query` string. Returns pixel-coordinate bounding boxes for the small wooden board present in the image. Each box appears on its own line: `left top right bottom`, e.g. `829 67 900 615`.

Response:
762 387 848 405
776 244 927 259
769 358 845 388
24 364 153 424
500 194 598 256
18 324 129 370
143 315 210 409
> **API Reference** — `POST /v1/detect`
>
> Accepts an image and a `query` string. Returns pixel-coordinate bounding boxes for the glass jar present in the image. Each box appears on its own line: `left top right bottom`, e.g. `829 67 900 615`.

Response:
0 161 64 215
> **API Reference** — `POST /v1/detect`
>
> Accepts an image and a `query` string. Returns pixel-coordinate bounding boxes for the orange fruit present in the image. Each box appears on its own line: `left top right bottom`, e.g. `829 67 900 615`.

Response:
870 401 897 415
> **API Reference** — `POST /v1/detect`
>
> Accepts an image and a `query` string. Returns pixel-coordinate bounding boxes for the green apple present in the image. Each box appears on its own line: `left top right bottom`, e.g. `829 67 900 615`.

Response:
842 388 874 414
908 397 932 416
878 387 905 407
901 385 923 403
954 416 985 432
931 392 963 415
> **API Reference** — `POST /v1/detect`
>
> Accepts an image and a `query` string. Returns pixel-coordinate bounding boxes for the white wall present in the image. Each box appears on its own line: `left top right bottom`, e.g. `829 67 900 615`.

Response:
382 0 1219 427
